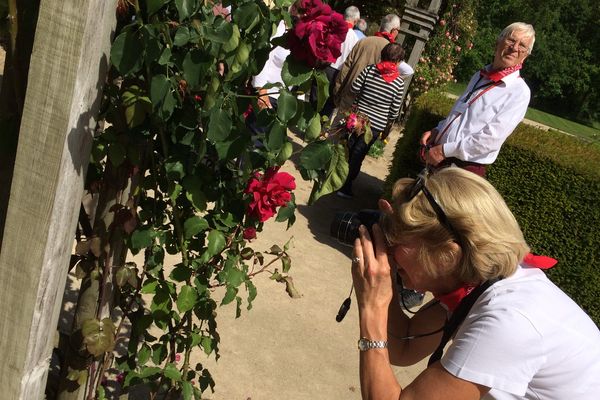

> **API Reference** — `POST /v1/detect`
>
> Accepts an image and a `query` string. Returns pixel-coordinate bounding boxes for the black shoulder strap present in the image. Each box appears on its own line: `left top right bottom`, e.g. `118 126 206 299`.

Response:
427 277 502 366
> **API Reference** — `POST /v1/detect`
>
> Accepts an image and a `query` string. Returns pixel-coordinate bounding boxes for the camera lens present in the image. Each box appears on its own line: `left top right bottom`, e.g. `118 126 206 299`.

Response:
330 209 382 245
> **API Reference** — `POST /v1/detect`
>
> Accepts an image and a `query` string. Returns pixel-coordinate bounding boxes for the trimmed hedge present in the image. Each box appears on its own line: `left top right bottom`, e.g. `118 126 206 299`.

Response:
385 91 600 326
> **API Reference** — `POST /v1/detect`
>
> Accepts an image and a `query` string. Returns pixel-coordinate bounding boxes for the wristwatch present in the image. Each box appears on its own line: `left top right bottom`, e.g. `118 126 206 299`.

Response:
357 337 388 351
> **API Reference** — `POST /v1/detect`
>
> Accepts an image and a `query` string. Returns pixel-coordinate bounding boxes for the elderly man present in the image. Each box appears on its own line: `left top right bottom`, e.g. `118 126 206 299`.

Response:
333 14 413 113
354 18 367 40
421 22 535 177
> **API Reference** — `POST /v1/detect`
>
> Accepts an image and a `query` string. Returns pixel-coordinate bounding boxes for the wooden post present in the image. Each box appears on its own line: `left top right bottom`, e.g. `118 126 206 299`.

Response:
397 0 441 119
0 0 116 399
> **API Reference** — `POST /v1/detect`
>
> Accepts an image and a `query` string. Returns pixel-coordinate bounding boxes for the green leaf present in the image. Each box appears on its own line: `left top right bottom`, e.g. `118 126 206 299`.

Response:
174 26 191 46
182 381 193 400
222 24 241 52
146 0 169 15
206 230 226 257
158 47 172 65
200 335 215 355
183 216 208 239
233 3 260 31
81 318 116 357
309 143 349 204
175 0 197 21
282 55 313 87
177 285 198 313
203 19 233 43
183 49 211 88
277 90 298 122
224 264 245 288
245 280 257 310
183 175 207 211
122 85 151 128
164 363 182 381
305 114 322 141
165 160 185 180
141 279 159 294
276 141 294 164
108 142 126 167
314 70 329 112
281 255 291 273
221 286 237 305
207 108 232 143
150 74 176 120
267 121 287 151
170 264 192 282
111 30 144 76
299 141 333 170
138 343 152 365
131 228 154 250
276 199 296 224
115 267 131 287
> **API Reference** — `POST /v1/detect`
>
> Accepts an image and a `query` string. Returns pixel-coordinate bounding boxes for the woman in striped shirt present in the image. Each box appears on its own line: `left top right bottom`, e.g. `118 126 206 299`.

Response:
338 43 406 198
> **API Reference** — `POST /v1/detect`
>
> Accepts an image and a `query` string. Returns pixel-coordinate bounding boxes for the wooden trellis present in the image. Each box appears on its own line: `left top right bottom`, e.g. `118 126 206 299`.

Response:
0 1 116 399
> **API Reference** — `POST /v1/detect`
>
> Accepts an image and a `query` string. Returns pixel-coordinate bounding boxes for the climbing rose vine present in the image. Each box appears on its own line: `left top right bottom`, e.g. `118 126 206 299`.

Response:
63 0 350 399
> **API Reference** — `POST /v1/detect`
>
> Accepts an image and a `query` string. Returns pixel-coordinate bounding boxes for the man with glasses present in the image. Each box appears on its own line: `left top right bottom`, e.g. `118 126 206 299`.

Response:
420 22 535 177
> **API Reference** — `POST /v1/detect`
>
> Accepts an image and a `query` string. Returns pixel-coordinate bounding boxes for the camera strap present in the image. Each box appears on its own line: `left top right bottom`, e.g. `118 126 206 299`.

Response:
427 277 502 366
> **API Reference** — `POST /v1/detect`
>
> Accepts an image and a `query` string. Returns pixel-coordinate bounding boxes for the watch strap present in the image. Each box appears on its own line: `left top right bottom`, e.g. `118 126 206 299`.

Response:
358 337 388 351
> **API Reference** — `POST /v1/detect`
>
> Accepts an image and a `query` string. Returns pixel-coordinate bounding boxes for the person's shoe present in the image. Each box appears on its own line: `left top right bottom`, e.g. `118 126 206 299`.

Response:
336 190 353 199
400 289 425 310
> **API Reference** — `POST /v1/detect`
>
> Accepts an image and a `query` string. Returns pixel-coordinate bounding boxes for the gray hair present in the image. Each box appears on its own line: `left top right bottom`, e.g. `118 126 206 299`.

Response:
344 6 360 22
498 22 536 54
380 14 400 33
356 18 367 32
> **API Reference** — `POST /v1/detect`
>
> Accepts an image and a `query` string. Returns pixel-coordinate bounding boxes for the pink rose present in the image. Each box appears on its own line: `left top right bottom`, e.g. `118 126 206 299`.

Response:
243 227 257 240
287 0 348 68
345 113 357 130
245 167 296 222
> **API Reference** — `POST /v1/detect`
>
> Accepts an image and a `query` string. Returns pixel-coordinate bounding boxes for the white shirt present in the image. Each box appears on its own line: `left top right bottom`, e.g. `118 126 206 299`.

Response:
398 61 414 78
252 21 289 99
331 28 359 70
442 265 600 399
435 67 530 164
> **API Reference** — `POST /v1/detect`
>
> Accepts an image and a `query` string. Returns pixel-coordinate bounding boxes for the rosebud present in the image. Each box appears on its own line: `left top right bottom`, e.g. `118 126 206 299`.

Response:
440 19 446 26
194 94 202 102
243 227 257 240
175 354 181 362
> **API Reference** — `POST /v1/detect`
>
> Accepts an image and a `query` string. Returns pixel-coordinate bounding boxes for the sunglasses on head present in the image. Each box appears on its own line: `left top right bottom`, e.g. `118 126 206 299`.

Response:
406 168 463 247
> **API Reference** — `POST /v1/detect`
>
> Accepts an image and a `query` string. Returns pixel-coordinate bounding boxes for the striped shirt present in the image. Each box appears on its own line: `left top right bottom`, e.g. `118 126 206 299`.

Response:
351 64 404 133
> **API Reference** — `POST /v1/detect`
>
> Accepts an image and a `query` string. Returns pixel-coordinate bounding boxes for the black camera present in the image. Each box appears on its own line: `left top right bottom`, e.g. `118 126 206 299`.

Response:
330 209 382 245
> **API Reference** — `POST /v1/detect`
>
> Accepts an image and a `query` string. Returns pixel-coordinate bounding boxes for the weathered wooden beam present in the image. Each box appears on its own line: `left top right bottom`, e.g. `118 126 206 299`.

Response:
0 0 116 399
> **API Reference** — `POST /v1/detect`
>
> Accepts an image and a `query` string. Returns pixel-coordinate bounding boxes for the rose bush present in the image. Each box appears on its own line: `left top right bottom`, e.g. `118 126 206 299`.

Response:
60 0 351 399
410 1 477 98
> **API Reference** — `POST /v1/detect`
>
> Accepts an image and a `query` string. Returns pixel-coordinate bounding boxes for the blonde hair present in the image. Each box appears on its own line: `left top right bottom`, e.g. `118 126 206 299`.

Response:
382 168 529 284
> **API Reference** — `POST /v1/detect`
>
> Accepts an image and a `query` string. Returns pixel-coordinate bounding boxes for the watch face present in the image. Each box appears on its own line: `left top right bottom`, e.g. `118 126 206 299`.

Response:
358 338 387 351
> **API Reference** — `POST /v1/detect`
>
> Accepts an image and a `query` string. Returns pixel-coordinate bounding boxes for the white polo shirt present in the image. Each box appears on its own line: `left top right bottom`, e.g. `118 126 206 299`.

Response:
442 265 600 399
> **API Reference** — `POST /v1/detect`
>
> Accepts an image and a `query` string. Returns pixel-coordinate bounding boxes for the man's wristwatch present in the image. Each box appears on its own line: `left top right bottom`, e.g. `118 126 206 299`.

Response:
357 337 388 351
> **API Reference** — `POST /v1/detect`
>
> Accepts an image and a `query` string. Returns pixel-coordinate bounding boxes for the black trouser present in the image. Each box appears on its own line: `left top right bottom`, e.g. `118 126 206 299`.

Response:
339 130 380 195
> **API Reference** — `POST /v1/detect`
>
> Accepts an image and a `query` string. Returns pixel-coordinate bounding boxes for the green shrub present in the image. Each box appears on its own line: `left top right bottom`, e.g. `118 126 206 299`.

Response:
386 91 600 326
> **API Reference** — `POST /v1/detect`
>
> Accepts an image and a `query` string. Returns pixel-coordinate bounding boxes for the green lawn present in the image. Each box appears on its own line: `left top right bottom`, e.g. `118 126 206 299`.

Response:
443 82 600 143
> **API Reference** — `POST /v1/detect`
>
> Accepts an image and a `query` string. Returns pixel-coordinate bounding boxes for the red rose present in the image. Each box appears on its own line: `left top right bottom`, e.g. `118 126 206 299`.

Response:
243 227 257 240
245 167 296 222
287 1 348 68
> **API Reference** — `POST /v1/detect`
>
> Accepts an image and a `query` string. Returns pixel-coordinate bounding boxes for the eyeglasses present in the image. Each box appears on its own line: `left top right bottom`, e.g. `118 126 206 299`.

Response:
406 169 463 247
504 37 529 54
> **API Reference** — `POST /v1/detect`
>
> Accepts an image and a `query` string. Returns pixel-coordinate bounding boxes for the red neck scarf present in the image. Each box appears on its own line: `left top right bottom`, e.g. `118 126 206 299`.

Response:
375 31 395 43
435 253 557 312
346 21 354 29
480 63 522 82
376 61 400 83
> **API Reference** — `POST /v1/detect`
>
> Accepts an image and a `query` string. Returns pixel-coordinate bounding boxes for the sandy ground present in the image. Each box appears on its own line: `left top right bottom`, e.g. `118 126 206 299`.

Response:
185 128 428 400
